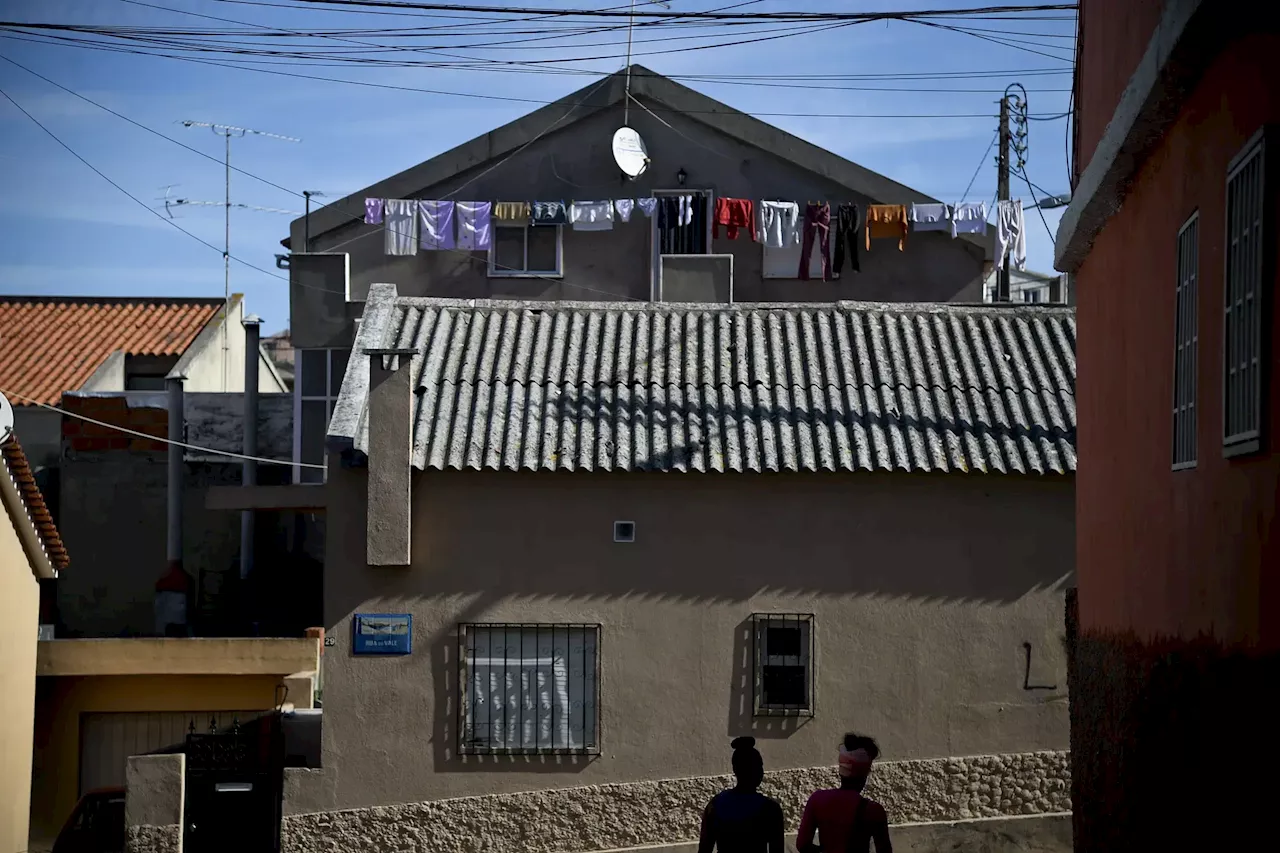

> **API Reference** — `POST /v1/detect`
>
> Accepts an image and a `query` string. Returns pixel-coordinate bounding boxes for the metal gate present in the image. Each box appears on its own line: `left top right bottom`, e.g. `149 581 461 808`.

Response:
183 714 284 853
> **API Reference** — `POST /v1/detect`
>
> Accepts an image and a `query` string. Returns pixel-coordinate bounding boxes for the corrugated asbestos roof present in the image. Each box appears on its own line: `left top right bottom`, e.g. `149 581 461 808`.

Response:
0 297 222 405
330 288 1076 476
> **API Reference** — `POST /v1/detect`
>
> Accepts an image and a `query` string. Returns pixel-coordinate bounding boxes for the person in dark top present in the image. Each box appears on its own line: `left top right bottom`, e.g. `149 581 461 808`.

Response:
697 736 786 853
796 733 892 853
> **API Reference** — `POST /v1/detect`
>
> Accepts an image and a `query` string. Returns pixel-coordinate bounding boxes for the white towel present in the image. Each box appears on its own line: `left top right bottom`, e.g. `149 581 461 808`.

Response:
384 199 417 256
570 200 614 231
994 200 1026 270
909 202 951 232
756 200 800 248
951 202 988 237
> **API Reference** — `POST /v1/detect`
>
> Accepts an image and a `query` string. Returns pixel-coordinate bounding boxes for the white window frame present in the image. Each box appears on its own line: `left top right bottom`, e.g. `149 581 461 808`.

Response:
751 613 814 717
1222 127 1269 457
293 348 346 484
458 622 601 755
1173 212 1199 470
487 223 563 278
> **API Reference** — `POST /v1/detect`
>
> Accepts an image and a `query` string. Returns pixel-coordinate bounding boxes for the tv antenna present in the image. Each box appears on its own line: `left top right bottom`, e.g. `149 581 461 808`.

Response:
177 121 301 388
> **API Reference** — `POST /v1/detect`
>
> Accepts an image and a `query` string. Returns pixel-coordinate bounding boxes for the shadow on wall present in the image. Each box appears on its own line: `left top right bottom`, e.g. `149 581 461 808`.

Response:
728 617 808 742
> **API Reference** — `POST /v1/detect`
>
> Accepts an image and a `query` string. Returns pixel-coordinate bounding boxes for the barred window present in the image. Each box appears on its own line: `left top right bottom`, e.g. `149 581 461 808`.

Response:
1223 131 1268 455
459 623 599 754
752 613 814 716
1173 213 1198 469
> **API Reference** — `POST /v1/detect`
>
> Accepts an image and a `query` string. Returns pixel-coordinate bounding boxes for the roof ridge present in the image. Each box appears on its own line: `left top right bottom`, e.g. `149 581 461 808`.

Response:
387 296 1075 315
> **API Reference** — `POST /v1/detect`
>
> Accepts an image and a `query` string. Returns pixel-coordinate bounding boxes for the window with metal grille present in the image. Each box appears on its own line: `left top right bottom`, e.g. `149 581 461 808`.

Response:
1223 131 1268 455
751 613 814 716
1173 213 1199 469
459 623 599 754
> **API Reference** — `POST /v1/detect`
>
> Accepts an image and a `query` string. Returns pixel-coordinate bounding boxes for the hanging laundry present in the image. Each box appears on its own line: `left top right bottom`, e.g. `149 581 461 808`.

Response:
493 201 531 224
832 203 860 274
570 200 615 231
909 203 951 232
456 201 492 251
713 197 755 241
614 199 635 223
756 200 800 248
865 204 908 251
532 200 568 226
994 199 1027 270
951 201 988 237
384 199 417 256
418 200 455 251
658 195 708 254
798 203 832 281
365 198 384 225
637 197 658 218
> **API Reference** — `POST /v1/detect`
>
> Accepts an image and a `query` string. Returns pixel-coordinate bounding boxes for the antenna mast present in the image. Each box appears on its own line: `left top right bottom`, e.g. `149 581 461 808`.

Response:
177 121 301 387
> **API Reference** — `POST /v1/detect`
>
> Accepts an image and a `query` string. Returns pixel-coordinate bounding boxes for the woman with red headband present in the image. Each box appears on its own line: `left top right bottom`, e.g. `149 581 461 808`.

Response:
796 733 892 853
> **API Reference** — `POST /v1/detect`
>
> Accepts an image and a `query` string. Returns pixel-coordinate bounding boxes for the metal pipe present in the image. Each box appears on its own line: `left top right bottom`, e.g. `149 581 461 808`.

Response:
240 315 261 582
166 376 185 566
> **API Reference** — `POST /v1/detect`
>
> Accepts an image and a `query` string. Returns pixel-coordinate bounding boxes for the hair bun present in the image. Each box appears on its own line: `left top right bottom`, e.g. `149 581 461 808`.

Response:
731 736 756 750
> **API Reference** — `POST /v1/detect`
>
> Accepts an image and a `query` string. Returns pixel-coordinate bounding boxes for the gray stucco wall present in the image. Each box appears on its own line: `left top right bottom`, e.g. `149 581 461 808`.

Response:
300 465 1073 821
296 100 987 314
56 393 321 638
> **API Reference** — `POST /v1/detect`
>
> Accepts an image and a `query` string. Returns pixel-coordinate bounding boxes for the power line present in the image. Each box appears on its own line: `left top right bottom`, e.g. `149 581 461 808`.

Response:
959 131 999 204
1 388 325 470
284 1 1078 20
0 83 288 284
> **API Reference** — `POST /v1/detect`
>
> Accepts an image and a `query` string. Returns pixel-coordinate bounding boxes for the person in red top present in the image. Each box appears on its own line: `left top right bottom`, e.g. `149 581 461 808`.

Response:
796 733 892 853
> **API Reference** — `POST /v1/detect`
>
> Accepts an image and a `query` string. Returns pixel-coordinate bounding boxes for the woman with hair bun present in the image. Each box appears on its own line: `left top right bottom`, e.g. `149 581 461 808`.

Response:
696 736 785 853
796 733 892 853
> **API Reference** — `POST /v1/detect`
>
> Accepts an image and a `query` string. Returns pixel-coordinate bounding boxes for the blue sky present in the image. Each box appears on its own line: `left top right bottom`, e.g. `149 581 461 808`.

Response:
0 0 1075 333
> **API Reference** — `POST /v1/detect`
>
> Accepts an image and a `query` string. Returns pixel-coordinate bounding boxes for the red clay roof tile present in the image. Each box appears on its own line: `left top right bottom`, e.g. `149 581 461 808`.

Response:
1 434 69 572
0 297 222 406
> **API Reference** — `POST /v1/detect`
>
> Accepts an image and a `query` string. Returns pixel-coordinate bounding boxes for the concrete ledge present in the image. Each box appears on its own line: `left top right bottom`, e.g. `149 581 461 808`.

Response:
283 750 1070 853
38 637 321 677
205 484 327 511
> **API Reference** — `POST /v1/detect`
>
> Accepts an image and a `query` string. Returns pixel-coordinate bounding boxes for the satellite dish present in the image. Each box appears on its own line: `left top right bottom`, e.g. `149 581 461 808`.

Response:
0 392 13 444
613 126 650 178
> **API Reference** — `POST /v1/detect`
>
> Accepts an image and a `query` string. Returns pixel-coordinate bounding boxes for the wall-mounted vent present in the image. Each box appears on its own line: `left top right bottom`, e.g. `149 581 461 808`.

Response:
613 521 636 543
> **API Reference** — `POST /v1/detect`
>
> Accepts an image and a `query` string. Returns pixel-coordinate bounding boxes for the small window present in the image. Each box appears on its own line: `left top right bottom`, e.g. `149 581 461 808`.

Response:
762 234 839 280
1223 130 1268 456
488 224 562 277
1173 213 1199 469
752 613 813 716
1021 288 1045 303
294 348 347 484
459 623 600 754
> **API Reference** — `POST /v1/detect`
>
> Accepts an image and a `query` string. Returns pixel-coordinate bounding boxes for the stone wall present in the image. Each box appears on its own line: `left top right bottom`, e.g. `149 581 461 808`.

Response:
125 754 184 853
282 750 1069 853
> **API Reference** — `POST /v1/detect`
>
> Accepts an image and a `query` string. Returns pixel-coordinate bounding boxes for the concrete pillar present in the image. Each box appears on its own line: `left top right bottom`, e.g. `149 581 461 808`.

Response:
365 349 416 567
125 753 185 853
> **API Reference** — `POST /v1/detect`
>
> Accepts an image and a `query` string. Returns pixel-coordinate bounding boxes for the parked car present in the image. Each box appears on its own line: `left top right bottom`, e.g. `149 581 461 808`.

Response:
52 788 125 853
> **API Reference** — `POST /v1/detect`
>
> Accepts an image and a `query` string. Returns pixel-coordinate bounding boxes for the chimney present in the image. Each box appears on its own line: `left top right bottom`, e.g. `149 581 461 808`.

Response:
158 375 191 636
365 348 416 567
240 314 261 583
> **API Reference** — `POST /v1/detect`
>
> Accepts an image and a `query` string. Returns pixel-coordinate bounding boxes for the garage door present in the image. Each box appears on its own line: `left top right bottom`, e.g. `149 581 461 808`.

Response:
79 710 266 795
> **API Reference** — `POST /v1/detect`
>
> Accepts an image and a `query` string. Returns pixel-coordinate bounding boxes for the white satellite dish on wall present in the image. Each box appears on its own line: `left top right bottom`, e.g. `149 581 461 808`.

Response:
0 392 13 444
613 126 650 178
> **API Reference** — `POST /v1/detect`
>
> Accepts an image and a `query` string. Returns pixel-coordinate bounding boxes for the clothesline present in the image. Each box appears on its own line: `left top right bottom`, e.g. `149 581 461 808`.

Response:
364 195 1027 280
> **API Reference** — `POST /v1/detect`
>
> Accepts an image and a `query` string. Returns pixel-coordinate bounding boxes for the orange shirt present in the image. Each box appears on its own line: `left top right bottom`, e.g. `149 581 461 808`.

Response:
865 204 908 250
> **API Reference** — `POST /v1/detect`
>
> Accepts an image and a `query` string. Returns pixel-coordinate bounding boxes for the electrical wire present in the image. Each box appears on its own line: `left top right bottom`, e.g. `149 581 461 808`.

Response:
0 388 325 470
0 83 288 284
959 131 999 204
1017 167 1058 243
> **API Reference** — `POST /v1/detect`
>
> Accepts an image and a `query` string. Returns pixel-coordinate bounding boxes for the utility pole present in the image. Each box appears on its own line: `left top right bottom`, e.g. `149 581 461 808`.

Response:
178 121 301 388
995 84 1029 303
996 96 1011 303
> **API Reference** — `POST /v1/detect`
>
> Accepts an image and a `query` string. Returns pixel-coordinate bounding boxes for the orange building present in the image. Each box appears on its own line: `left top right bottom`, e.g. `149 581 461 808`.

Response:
1055 2 1279 850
